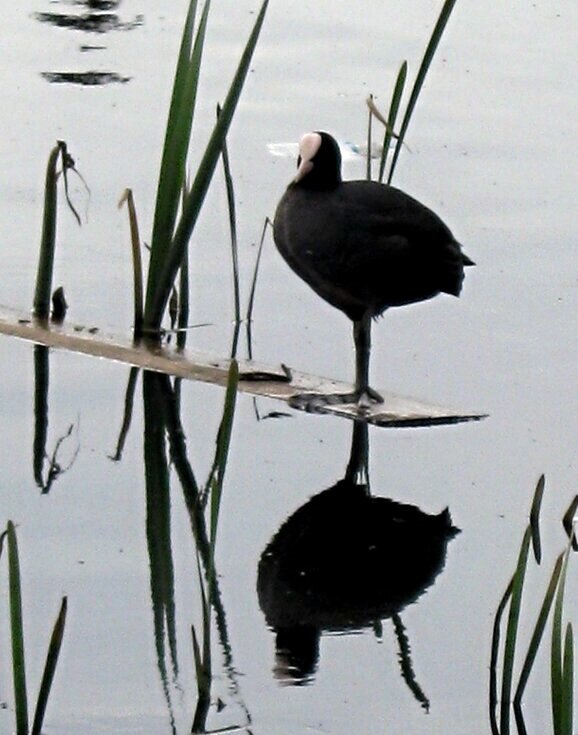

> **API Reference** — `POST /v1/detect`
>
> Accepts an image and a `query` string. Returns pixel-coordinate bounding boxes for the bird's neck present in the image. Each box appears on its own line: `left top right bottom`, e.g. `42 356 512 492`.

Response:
291 176 341 192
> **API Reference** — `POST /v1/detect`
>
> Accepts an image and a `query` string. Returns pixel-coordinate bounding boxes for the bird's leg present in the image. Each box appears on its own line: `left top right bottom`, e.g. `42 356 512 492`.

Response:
353 313 384 406
288 312 383 414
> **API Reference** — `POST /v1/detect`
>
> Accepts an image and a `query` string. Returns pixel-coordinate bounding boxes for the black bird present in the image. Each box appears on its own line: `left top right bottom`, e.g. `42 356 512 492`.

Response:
273 131 474 408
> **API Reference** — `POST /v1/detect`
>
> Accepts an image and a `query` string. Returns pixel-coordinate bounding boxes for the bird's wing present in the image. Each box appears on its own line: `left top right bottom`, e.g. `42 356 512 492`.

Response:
334 187 465 305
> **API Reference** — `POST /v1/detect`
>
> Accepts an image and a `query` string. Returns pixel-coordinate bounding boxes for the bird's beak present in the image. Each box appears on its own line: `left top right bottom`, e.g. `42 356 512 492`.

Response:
292 133 321 183
293 158 313 183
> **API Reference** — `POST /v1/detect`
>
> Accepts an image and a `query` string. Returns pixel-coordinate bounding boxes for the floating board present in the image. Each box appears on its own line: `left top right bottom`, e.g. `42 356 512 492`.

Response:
0 306 486 427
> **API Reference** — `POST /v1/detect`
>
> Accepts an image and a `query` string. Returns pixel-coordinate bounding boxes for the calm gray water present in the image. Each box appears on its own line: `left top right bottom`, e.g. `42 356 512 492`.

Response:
1 0 577 733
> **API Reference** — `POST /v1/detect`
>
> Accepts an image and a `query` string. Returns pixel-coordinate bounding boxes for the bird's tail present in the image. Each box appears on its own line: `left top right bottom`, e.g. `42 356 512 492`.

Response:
441 243 474 297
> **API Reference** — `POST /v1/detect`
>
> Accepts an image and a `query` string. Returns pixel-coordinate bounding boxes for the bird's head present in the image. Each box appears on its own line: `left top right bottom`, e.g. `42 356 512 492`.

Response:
293 131 342 190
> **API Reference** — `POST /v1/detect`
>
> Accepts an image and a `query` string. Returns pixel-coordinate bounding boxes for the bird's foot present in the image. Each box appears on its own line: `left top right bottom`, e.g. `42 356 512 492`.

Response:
289 387 384 414
356 386 384 406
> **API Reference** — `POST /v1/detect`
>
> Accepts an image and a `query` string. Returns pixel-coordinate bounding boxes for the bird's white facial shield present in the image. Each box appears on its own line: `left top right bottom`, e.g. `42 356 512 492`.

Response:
294 132 322 183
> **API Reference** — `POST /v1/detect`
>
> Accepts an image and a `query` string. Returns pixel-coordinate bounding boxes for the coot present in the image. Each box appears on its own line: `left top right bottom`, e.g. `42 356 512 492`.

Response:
273 131 473 408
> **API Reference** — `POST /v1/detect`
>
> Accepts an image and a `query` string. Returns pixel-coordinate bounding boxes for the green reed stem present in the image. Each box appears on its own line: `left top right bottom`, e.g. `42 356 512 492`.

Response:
379 61 407 183
500 527 531 735
245 217 270 359
513 552 564 731
208 360 238 550
7 522 29 735
552 545 572 734
34 143 62 318
118 189 144 336
490 577 513 735
146 0 210 312
387 0 459 183
217 104 241 329
144 0 269 334
31 597 68 735
530 474 545 563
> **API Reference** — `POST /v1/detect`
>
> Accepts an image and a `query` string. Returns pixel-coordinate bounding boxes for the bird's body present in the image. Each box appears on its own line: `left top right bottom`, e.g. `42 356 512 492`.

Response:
275 180 468 321
273 132 473 408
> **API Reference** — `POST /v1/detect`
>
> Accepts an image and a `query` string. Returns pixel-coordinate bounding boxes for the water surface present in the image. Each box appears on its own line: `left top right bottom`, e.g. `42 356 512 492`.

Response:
1 1 577 733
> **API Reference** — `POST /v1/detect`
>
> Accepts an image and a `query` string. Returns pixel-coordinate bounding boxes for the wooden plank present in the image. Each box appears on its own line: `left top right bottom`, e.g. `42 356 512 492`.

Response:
0 306 486 427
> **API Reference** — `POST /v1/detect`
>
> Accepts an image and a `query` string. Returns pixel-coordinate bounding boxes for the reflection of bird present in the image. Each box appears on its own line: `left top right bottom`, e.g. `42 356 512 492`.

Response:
258 477 459 687
273 131 474 408
257 420 459 697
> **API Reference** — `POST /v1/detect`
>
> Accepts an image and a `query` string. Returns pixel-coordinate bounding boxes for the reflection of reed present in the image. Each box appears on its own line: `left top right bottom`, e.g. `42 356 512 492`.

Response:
108 366 139 461
153 371 239 669
141 367 252 732
143 373 179 733
391 612 430 712
33 345 49 487
258 420 458 709
32 344 78 493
